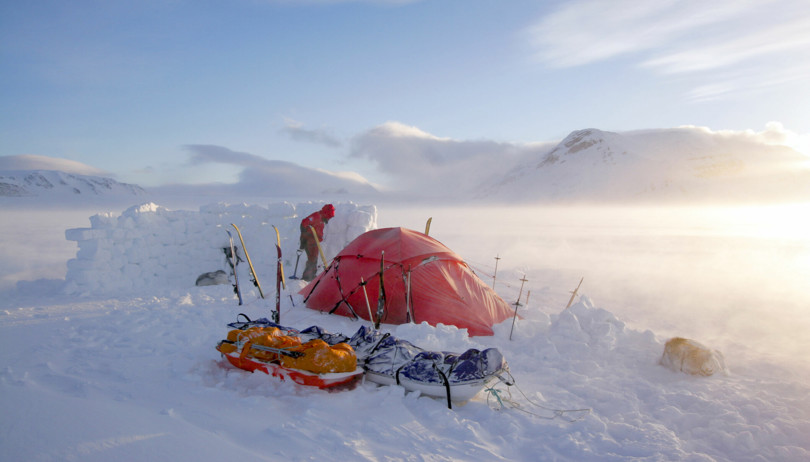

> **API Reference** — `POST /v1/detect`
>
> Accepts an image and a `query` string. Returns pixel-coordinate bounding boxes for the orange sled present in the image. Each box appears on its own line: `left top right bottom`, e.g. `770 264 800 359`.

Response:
216 344 363 389
216 325 363 389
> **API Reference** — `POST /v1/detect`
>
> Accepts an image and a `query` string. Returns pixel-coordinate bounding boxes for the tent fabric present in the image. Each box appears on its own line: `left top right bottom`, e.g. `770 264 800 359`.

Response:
299 227 514 336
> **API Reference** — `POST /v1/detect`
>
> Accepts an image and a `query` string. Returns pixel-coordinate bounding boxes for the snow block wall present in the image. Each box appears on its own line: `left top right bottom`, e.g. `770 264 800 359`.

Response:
64 201 377 295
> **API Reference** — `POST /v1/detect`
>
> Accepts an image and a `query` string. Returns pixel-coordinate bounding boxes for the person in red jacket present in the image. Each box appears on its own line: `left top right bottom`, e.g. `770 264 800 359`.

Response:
299 204 335 281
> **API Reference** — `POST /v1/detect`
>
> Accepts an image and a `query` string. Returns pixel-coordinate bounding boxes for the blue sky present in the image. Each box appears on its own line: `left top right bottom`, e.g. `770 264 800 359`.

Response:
1 0 809 188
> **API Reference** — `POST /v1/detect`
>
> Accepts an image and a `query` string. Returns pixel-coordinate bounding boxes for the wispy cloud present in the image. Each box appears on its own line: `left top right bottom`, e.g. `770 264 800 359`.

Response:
684 59 810 102
526 0 746 67
280 119 343 148
526 0 810 101
641 16 810 74
185 144 268 169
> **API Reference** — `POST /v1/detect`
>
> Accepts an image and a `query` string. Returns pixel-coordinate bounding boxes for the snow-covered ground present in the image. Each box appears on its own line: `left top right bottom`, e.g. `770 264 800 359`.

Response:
2 197 810 461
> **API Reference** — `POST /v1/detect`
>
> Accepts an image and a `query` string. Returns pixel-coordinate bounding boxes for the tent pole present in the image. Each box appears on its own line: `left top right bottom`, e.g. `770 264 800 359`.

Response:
565 277 584 310
509 276 528 340
492 254 500 289
405 265 416 324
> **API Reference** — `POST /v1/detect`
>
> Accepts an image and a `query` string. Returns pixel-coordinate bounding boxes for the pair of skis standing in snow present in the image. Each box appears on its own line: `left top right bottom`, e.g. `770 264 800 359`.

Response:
225 223 288 323
224 221 330 323
224 205 335 322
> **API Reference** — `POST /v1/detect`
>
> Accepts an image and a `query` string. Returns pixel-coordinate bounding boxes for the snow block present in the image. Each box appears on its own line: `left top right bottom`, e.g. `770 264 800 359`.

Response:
122 202 164 216
63 201 377 295
65 228 106 241
89 212 116 228
266 201 296 218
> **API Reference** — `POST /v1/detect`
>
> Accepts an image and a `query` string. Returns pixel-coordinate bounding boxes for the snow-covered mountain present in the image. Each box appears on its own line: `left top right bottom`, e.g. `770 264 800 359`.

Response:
0 170 145 197
480 128 810 203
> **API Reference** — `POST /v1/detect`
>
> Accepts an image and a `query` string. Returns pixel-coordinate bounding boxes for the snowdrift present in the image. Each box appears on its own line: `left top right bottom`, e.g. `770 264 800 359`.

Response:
3 287 809 461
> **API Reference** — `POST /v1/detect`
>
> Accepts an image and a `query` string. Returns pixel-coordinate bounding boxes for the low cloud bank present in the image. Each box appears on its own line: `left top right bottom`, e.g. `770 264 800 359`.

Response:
348 121 554 198
6 122 807 204
0 154 110 177
150 144 378 199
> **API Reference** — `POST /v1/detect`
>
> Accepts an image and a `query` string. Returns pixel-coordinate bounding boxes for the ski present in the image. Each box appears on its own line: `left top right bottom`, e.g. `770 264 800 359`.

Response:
225 230 243 305
274 242 282 324
309 225 328 268
231 223 265 299
272 225 287 290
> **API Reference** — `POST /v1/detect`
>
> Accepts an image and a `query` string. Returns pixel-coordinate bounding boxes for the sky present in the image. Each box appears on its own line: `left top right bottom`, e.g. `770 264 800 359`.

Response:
1 0 809 189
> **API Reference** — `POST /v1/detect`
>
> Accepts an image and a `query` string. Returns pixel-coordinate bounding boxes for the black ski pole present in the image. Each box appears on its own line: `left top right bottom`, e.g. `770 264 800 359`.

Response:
290 249 303 279
375 251 386 330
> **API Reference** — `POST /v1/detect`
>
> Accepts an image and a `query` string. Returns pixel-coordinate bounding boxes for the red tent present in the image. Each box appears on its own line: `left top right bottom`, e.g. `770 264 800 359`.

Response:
299 227 514 336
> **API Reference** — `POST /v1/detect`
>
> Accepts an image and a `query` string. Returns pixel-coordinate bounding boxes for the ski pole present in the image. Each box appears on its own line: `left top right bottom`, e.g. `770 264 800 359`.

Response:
375 252 386 330
290 249 302 279
406 265 414 323
360 277 375 329
249 343 305 358
218 340 304 358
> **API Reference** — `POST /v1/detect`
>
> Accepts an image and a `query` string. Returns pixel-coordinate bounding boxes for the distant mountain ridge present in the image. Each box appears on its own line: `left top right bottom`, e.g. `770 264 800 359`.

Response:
480 128 810 203
0 170 145 197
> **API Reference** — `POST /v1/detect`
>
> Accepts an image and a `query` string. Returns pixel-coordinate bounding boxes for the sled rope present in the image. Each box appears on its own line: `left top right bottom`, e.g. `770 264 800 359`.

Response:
485 373 590 422
486 387 507 409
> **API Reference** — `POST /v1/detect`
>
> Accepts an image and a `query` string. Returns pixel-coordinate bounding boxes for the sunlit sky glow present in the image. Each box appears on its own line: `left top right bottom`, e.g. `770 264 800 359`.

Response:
1 0 808 187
